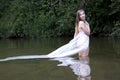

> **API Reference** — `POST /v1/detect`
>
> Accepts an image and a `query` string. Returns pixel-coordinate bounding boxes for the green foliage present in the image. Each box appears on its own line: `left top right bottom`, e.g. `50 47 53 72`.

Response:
110 21 120 36
0 0 80 38
86 0 120 36
0 0 120 38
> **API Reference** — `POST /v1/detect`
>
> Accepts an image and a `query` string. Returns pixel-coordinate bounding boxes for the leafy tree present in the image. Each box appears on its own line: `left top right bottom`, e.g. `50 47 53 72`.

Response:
0 0 120 38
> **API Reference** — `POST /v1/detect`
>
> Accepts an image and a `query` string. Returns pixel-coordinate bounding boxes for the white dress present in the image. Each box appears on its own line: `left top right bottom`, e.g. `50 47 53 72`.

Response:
47 23 89 58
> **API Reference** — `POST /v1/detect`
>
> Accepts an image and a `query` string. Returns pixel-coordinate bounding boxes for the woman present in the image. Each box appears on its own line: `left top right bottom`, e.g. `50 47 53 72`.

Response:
74 9 90 37
47 9 90 58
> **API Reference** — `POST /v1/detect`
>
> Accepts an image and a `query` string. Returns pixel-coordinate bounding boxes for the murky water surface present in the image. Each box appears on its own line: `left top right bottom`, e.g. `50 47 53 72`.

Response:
0 37 120 80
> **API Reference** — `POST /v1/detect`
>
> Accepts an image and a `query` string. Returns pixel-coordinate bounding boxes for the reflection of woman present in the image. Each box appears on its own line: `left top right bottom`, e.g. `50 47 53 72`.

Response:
47 9 90 58
76 56 91 80
70 57 91 80
51 48 91 80
70 49 91 80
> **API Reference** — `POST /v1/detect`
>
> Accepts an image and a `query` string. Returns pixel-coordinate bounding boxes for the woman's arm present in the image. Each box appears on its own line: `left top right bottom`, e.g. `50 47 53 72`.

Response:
79 21 90 36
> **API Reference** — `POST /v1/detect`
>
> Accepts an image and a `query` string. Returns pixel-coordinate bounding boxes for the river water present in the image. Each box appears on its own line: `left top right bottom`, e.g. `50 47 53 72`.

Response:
0 37 120 80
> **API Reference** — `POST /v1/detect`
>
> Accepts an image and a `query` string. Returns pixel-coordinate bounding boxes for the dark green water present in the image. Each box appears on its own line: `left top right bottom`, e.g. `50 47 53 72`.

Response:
0 37 120 80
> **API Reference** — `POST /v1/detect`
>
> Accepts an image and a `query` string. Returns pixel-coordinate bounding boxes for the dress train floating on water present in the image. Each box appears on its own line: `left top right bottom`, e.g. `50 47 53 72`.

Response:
0 30 89 61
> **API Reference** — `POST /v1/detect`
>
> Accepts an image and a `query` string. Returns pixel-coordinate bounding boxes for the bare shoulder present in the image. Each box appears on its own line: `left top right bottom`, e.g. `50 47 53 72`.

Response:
78 21 84 28
79 21 84 25
77 21 84 31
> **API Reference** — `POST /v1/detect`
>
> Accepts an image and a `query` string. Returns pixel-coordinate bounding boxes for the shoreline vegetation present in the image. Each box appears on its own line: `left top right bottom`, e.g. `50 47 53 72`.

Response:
0 0 120 39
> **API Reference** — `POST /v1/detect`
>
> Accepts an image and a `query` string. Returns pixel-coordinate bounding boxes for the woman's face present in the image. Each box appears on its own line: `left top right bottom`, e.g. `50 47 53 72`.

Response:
79 11 86 21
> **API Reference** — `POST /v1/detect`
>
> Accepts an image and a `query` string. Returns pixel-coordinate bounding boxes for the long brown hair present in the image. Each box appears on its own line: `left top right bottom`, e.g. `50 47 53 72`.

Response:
75 9 85 34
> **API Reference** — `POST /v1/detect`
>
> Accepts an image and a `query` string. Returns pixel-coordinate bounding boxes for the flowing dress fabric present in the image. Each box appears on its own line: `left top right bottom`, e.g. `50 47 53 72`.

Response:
0 26 89 61
47 30 89 58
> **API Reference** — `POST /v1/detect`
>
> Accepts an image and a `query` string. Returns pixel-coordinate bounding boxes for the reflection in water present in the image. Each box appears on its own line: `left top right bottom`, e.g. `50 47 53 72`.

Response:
51 48 91 80
77 56 91 80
